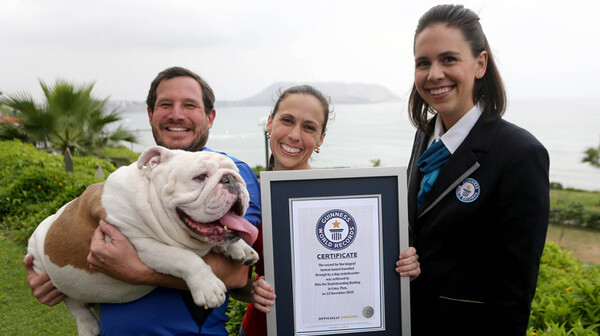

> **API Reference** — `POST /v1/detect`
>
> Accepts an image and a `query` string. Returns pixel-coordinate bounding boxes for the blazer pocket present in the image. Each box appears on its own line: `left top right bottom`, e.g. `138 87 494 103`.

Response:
438 295 488 331
439 295 485 305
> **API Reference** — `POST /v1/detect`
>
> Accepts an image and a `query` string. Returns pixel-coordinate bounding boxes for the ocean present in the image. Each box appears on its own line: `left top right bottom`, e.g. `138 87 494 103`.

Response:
116 98 600 191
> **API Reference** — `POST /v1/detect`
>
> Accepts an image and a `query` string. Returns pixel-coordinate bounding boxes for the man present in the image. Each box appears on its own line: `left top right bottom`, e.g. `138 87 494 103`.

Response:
24 66 261 335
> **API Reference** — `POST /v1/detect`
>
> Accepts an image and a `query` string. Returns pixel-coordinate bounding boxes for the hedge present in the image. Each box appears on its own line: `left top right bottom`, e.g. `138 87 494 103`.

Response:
0 140 114 243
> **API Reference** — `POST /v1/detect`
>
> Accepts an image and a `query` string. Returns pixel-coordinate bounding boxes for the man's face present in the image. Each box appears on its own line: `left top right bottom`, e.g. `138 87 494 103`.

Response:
148 76 215 151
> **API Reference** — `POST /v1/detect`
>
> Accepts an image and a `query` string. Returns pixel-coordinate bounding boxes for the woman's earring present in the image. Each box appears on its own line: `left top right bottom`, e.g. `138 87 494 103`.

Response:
266 132 271 139
314 147 320 154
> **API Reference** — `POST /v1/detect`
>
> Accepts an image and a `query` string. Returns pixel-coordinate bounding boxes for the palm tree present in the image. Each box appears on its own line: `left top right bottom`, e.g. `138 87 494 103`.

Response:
0 79 137 157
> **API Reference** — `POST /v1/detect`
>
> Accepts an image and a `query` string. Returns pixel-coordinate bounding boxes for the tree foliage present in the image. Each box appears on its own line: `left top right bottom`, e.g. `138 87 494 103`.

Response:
0 80 137 158
582 145 600 168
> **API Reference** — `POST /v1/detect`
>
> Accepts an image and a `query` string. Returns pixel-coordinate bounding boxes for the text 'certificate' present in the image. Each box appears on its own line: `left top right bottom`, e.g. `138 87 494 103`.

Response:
290 196 384 335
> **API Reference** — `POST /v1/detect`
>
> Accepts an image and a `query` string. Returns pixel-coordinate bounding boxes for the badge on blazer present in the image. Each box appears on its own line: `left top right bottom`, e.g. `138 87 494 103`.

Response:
456 178 480 203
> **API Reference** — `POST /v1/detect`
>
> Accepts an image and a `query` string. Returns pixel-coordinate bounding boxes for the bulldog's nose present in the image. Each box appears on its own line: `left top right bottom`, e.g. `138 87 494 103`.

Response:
220 174 239 194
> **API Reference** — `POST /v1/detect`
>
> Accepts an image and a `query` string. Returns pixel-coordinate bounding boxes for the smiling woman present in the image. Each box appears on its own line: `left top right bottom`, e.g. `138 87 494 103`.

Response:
267 93 327 170
413 23 488 129
406 5 549 336
266 85 331 171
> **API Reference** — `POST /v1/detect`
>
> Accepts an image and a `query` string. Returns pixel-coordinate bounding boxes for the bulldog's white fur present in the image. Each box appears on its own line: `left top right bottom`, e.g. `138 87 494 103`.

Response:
26 146 259 336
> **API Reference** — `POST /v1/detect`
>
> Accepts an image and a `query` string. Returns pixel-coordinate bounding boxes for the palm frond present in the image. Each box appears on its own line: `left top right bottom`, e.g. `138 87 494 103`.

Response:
7 79 138 157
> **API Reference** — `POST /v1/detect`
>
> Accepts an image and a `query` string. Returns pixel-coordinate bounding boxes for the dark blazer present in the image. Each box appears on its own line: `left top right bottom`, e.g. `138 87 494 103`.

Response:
407 115 549 336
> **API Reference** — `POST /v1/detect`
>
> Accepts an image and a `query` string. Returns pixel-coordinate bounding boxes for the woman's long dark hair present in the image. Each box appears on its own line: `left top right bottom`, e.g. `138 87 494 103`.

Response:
408 4 506 133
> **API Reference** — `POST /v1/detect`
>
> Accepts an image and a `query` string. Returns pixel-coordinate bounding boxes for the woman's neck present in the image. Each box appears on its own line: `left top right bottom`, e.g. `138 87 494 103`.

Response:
273 161 312 171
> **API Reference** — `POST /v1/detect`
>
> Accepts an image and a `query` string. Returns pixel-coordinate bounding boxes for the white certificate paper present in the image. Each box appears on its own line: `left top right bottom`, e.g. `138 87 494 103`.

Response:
290 196 384 334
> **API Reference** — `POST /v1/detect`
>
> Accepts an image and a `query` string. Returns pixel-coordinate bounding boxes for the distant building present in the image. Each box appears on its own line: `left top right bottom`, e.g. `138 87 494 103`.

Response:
0 102 19 125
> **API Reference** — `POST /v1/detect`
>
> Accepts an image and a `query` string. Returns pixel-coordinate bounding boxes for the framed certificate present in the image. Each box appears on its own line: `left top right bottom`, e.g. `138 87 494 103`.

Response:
260 167 411 335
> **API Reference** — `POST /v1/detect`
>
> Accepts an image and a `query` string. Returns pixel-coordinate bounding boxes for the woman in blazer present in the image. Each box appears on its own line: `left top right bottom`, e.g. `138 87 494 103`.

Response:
404 5 549 335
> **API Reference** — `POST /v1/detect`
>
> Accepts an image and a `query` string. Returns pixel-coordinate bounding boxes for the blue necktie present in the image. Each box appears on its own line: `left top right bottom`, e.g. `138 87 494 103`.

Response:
417 140 451 213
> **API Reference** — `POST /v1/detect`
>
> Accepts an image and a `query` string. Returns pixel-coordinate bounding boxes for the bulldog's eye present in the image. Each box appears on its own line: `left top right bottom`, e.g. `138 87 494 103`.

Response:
195 174 208 182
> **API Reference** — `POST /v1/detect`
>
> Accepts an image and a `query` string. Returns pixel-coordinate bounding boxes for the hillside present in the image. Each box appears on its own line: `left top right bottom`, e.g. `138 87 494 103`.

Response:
217 82 401 106
106 82 402 111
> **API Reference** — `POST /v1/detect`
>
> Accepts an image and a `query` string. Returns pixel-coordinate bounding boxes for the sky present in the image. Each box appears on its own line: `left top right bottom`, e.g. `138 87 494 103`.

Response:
1 0 599 103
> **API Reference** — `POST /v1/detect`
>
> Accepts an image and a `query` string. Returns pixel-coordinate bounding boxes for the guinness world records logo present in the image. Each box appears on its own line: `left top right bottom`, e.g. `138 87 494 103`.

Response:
456 178 480 203
315 209 357 250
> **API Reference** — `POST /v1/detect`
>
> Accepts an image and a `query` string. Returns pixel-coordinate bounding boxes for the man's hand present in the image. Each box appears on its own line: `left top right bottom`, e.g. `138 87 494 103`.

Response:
87 220 248 290
24 254 66 306
87 220 156 285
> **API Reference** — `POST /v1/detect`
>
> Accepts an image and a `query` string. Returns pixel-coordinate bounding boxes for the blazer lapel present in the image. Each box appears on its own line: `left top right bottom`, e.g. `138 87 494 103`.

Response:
407 130 429 233
418 115 498 218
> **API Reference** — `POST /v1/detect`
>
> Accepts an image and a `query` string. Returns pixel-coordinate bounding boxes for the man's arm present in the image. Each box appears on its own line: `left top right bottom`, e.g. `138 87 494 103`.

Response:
202 253 250 289
87 220 249 289
26 219 252 306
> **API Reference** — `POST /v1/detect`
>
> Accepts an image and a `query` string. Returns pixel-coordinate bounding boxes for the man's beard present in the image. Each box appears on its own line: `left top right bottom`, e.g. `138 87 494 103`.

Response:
152 127 209 152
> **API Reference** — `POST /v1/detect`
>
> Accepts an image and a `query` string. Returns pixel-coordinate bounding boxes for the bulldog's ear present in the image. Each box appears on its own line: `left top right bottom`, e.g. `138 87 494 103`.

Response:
137 146 172 169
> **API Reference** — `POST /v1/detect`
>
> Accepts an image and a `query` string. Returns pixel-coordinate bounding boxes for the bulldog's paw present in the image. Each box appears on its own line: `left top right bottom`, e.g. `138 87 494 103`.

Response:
188 273 227 308
224 241 259 265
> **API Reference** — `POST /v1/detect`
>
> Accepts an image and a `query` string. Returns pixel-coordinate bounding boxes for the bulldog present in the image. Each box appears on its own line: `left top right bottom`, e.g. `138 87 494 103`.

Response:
26 146 259 336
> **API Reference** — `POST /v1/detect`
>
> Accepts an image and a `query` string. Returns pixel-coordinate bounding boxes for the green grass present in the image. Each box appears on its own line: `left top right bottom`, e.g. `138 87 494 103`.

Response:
0 234 77 335
551 189 600 214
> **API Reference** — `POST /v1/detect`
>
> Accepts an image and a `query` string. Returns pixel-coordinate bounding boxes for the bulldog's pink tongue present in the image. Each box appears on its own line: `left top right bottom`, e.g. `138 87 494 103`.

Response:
220 212 258 245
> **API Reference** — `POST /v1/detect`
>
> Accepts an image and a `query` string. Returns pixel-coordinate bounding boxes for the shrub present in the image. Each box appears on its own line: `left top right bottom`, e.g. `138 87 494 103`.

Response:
102 145 140 167
587 213 600 230
0 140 115 243
549 198 600 230
226 297 247 335
549 200 585 227
252 165 266 179
528 242 600 335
